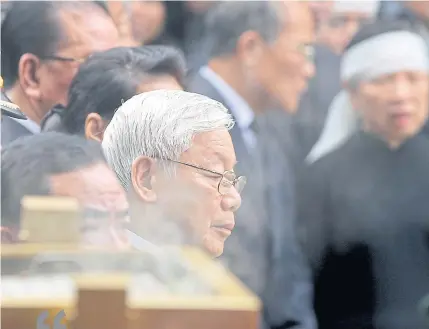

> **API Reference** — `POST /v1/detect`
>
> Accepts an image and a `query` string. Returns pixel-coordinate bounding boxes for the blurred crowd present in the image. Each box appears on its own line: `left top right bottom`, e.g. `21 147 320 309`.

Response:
1 1 429 329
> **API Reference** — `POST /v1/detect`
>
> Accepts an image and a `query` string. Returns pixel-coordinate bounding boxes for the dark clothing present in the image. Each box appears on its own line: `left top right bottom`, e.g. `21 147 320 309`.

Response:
1 92 33 146
188 72 316 329
162 1 211 73
298 128 429 329
40 105 66 133
385 7 429 43
1 115 33 146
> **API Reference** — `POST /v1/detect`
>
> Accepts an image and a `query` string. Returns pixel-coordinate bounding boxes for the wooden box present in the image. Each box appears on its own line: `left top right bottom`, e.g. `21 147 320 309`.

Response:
1 244 260 329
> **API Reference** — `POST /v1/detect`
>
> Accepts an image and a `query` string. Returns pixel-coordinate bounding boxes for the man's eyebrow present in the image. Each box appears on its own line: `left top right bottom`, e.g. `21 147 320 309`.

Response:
214 150 237 168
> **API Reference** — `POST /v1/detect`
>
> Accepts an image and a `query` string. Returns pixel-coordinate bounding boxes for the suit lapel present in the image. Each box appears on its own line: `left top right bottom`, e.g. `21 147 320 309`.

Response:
187 72 252 163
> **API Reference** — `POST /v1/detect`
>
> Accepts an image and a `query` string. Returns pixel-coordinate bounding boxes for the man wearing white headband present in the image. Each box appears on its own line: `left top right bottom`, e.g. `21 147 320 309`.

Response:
298 22 429 329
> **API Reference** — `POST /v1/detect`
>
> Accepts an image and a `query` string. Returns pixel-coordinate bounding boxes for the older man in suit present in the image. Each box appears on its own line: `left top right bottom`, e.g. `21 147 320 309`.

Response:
187 2 316 328
1 1 119 145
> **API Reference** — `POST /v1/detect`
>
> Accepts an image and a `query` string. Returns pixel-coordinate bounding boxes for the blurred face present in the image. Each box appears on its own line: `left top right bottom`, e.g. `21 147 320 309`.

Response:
27 6 119 114
349 71 429 146
407 1 429 21
50 163 130 249
132 130 242 257
175 130 242 257
318 12 373 54
254 1 315 112
130 1 165 44
308 1 334 27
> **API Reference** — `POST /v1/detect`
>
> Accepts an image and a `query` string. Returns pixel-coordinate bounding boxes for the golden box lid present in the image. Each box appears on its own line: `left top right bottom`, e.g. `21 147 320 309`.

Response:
2 246 260 329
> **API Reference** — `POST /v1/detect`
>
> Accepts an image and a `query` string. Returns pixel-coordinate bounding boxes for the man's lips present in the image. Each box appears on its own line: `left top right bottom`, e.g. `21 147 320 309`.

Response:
211 222 235 231
391 112 412 127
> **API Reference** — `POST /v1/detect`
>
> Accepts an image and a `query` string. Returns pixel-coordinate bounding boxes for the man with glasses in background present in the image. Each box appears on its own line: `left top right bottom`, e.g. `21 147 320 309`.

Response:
293 0 380 161
187 2 317 328
1 1 119 145
102 90 243 258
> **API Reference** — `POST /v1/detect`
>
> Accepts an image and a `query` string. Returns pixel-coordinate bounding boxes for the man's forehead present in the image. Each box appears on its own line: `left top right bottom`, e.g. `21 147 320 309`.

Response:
282 1 315 39
57 5 118 50
49 163 124 196
182 130 236 167
366 70 429 82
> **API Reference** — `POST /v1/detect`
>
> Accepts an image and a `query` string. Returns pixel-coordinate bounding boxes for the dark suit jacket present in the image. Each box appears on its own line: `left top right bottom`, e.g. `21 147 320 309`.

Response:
1 115 33 146
1 92 33 146
187 72 316 329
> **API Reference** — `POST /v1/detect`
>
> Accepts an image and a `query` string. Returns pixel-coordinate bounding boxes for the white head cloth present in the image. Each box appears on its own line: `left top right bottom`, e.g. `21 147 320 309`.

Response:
332 0 380 17
306 31 429 163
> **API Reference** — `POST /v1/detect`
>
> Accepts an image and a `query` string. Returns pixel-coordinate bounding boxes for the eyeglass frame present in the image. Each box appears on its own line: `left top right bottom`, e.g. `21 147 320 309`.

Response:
296 43 315 63
160 159 246 196
39 54 90 64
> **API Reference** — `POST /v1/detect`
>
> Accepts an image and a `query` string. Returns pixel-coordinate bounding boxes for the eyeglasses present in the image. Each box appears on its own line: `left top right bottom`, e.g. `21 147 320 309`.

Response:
163 159 247 196
327 16 373 29
297 43 315 63
39 54 89 64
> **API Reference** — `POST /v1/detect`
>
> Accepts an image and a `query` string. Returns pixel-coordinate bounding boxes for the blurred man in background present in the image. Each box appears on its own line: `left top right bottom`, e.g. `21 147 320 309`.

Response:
1 133 129 248
102 90 243 258
300 22 429 329
293 0 380 160
1 1 119 145
188 2 317 328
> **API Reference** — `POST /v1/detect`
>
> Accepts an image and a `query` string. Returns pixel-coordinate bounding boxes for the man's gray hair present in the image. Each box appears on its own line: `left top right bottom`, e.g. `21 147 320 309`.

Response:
102 90 234 190
205 1 284 58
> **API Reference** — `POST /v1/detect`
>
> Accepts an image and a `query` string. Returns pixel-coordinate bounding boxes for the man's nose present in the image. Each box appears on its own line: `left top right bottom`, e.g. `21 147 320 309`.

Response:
304 61 315 79
392 78 412 99
221 188 242 212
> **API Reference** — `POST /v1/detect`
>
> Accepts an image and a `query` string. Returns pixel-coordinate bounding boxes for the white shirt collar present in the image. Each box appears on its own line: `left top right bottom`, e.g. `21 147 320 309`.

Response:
199 66 255 130
126 229 160 252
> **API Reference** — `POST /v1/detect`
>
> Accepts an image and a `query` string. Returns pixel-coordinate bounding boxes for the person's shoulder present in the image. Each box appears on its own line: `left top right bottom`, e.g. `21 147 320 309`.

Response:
307 134 361 176
185 69 209 92
1 116 33 146
185 71 228 106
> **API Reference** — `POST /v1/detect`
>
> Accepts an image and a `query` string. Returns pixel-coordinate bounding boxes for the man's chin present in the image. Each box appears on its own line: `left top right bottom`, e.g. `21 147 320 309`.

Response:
203 234 225 258
270 91 300 114
208 244 224 258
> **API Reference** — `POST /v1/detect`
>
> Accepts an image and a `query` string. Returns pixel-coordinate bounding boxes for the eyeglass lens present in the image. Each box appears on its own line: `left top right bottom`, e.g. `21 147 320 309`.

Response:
218 176 246 195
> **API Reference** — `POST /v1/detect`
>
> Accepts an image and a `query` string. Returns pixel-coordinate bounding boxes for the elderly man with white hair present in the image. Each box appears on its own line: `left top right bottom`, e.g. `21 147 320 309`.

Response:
102 90 244 257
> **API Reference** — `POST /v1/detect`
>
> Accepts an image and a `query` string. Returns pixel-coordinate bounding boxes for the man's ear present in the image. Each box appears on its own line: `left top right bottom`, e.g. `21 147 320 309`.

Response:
85 113 106 142
236 30 264 67
131 155 158 203
18 53 43 100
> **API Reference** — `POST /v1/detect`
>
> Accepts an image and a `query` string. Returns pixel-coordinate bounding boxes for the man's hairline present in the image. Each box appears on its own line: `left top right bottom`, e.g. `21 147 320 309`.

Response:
111 125 233 189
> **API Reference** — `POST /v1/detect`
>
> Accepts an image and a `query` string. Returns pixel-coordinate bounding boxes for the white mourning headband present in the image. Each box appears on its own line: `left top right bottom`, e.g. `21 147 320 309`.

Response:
306 31 429 164
332 0 380 18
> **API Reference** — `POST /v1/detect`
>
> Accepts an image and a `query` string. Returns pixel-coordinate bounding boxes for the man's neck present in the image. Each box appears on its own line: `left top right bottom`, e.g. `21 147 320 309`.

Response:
129 204 188 246
361 126 411 150
6 87 44 124
208 58 267 113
